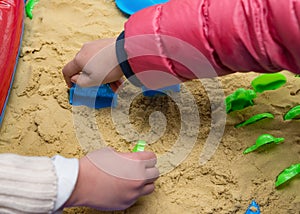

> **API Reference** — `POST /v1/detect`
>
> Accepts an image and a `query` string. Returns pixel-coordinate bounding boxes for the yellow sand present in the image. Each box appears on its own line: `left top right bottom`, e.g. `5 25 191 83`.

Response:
0 0 299 213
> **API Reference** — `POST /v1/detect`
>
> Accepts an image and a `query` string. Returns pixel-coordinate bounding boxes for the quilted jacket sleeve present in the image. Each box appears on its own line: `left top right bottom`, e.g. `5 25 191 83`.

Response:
118 0 300 88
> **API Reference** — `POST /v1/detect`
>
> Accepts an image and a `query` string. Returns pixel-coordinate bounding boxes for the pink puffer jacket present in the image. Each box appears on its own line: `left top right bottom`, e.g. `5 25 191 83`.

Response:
122 0 300 88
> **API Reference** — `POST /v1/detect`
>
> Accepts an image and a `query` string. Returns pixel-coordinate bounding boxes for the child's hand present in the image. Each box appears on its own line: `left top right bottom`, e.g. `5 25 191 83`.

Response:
62 38 123 88
64 148 159 211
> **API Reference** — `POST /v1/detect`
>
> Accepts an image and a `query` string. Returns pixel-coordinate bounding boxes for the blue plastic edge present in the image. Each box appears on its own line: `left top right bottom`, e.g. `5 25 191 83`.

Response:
115 0 134 15
142 84 180 97
115 0 169 15
69 84 118 109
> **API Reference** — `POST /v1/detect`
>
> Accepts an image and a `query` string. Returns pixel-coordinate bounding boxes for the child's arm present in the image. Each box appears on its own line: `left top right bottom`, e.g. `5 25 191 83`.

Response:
63 0 300 89
118 0 300 88
0 150 158 212
64 148 159 210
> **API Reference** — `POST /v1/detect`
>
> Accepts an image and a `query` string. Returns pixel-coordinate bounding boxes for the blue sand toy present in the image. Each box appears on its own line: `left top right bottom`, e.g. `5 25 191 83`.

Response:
69 84 117 109
142 84 180 97
245 200 260 214
115 0 169 15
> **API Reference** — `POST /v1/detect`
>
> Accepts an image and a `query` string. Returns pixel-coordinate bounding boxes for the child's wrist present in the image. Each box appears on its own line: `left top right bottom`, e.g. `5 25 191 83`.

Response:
63 157 89 207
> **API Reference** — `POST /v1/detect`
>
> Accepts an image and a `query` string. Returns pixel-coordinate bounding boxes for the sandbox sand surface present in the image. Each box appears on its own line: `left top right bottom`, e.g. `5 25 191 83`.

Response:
0 0 299 213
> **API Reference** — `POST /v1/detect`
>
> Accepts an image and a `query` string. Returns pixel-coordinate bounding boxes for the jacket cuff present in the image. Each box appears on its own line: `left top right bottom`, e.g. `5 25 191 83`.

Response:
115 31 143 87
51 155 79 212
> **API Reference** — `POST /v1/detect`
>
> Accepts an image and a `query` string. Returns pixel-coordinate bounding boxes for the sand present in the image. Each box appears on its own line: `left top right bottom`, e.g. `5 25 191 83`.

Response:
0 0 299 213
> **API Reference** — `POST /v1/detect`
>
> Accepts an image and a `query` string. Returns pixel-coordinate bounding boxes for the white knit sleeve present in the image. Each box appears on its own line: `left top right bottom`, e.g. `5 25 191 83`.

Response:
0 153 57 214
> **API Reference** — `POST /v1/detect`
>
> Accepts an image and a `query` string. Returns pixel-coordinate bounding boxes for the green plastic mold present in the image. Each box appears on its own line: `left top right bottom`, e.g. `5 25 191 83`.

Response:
235 113 274 128
275 163 300 187
25 0 40 19
243 134 284 154
132 140 147 152
225 88 257 113
251 73 286 93
284 105 300 120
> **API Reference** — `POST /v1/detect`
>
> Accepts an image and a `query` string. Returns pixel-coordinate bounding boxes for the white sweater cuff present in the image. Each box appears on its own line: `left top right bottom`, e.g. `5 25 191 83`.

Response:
51 155 79 212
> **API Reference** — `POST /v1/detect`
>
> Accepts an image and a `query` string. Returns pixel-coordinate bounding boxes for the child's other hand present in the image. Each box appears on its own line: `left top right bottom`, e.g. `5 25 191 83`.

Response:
62 38 123 88
64 148 159 211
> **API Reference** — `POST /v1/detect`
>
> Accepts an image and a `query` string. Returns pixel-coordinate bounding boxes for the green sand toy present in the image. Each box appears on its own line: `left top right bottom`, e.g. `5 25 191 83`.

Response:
25 0 39 19
235 113 274 128
275 163 300 187
243 134 284 154
251 73 286 93
225 88 257 113
132 140 147 152
284 105 300 120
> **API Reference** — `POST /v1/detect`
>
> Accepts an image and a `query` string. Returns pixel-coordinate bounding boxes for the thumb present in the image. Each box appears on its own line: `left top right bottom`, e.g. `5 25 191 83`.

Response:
75 72 94 87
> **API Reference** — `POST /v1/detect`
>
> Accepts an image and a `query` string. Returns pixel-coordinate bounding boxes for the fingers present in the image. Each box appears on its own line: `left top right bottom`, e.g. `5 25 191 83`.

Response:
134 152 157 168
62 42 98 88
74 72 94 87
122 151 159 181
145 167 160 183
62 58 82 88
70 74 79 83
87 148 159 180
122 151 157 168
141 183 155 196
62 38 124 88
125 151 157 161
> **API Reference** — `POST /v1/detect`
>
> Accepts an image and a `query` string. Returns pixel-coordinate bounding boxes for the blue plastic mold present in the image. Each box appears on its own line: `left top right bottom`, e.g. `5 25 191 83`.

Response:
142 84 180 97
115 0 169 15
69 84 117 109
245 200 260 214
